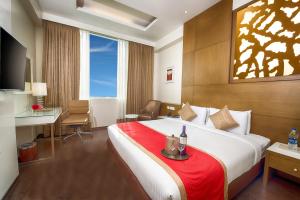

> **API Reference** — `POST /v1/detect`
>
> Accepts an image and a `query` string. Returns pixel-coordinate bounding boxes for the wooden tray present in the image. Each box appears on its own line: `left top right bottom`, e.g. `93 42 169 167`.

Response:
161 149 189 160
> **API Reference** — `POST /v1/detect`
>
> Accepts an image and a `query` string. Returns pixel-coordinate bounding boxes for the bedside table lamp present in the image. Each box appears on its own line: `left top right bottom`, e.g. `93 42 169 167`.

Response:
32 82 47 108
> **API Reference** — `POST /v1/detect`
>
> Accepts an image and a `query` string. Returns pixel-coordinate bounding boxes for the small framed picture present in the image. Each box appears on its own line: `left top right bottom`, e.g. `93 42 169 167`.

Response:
165 67 174 83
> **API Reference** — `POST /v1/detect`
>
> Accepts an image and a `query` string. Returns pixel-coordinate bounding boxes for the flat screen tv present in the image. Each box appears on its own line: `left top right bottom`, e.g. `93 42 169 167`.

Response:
0 27 27 90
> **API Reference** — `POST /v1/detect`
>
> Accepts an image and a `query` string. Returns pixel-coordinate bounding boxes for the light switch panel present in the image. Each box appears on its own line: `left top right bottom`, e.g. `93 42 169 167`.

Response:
169 106 175 111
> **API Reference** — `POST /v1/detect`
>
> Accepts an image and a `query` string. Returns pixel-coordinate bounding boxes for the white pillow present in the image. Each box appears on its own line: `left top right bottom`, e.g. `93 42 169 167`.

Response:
181 104 208 125
206 107 251 135
190 106 208 125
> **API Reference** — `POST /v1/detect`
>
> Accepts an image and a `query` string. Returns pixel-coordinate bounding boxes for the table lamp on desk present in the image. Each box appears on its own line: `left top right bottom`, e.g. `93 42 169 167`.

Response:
32 82 47 109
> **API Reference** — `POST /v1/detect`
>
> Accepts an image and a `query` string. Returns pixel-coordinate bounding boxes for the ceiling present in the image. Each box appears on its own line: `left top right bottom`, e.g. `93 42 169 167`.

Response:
36 0 220 43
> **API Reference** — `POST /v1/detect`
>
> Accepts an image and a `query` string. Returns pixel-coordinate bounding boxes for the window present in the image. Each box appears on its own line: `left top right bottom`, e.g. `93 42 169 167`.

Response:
89 34 118 97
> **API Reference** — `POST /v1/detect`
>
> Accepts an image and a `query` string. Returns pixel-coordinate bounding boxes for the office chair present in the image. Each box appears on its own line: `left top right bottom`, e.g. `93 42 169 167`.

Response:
60 100 92 142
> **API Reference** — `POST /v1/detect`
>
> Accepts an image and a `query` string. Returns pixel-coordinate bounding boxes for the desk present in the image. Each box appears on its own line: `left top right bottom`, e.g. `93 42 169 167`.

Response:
15 107 62 162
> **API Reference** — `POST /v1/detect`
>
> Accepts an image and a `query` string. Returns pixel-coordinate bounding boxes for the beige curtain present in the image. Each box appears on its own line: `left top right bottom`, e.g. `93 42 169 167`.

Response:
126 42 154 114
42 20 80 136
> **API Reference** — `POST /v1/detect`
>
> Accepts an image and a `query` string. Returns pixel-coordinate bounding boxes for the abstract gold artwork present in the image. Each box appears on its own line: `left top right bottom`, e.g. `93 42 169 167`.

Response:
233 0 300 81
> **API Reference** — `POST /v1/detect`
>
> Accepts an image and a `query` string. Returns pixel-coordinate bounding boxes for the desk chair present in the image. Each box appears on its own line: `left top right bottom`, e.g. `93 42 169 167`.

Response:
60 100 92 141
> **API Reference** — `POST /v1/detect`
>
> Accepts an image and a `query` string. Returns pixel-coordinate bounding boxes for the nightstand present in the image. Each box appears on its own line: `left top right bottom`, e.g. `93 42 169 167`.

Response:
263 142 300 186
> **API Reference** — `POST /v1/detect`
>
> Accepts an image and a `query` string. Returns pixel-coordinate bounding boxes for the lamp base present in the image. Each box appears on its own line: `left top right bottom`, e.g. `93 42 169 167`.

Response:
36 96 45 108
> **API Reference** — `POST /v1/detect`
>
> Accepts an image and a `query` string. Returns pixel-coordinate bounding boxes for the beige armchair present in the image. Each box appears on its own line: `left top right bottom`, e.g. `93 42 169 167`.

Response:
138 100 161 121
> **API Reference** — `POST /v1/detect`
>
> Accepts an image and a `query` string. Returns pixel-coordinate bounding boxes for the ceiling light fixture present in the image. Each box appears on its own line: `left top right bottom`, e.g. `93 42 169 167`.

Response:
184 10 188 14
76 0 157 31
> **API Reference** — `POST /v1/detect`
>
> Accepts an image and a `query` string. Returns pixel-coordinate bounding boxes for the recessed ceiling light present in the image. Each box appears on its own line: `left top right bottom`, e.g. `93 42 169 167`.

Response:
184 10 188 14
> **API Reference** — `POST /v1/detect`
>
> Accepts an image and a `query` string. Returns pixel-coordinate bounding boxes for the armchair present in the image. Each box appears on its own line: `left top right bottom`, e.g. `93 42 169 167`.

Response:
138 100 161 120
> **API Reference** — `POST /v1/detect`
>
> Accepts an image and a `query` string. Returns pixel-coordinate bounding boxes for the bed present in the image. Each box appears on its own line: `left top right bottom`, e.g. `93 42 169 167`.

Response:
107 118 270 200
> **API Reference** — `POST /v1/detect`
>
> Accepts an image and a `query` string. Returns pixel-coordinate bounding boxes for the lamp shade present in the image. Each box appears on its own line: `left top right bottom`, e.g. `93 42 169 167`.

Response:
32 82 47 96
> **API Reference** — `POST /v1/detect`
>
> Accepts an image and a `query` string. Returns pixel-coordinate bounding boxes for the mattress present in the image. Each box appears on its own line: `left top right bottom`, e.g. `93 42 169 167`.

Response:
108 118 270 200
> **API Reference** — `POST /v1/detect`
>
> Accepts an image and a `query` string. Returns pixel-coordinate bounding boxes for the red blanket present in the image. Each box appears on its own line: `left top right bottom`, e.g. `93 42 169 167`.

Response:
117 122 226 200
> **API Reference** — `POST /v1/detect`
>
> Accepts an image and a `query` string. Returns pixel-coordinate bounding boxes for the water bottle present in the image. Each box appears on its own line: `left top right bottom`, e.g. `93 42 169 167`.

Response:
179 125 187 155
288 128 298 150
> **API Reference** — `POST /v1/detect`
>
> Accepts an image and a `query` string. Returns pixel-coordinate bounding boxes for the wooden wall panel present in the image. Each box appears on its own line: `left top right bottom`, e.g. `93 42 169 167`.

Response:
195 0 232 50
194 41 230 85
182 52 195 86
251 115 300 143
182 0 300 143
183 20 197 54
192 82 300 119
181 86 193 103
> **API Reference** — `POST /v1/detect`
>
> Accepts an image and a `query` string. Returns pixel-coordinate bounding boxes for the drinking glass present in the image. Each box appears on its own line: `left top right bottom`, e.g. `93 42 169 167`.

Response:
178 144 185 156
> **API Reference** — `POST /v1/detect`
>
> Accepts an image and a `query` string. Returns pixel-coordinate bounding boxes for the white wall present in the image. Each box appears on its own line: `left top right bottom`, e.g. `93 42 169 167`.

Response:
11 0 36 75
0 0 11 32
153 27 183 104
0 0 38 144
90 99 119 127
35 26 43 82
233 0 252 10
154 40 183 104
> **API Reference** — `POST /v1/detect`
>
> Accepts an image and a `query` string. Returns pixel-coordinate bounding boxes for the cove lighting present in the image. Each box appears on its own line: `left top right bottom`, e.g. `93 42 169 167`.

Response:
77 0 158 31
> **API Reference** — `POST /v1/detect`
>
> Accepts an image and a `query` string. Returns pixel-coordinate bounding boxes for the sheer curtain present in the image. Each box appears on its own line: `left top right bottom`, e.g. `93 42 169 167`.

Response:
79 30 90 100
117 39 129 118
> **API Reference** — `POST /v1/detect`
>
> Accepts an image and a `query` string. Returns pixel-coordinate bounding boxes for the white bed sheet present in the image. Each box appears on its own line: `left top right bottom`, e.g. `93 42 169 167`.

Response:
108 118 270 200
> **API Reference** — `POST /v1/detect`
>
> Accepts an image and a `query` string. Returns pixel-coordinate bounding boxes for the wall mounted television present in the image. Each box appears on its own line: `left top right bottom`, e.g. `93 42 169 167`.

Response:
0 27 27 90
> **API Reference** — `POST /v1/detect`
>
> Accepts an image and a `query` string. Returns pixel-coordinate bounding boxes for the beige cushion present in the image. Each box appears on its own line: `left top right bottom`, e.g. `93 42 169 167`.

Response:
178 102 197 121
209 106 239 130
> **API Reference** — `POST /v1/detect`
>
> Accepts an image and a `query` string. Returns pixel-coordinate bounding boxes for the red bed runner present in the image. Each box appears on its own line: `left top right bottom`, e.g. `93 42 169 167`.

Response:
117 122 226 200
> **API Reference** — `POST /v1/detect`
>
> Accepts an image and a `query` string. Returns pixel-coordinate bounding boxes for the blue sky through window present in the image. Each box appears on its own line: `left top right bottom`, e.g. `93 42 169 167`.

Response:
89 34 118 97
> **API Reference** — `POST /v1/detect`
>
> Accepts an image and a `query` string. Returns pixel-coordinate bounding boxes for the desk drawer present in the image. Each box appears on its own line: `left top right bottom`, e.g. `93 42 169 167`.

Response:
269 152 300 178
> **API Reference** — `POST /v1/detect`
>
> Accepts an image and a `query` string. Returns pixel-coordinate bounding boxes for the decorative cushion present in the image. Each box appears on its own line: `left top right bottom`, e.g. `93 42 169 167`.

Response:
190 105 208 125
181 104 208 125
178 103 197 121
206 106 251 135
209 106 239 130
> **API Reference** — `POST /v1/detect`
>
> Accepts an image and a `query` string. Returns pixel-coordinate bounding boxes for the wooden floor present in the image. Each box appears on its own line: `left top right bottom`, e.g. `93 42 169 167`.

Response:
4 129 300 200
